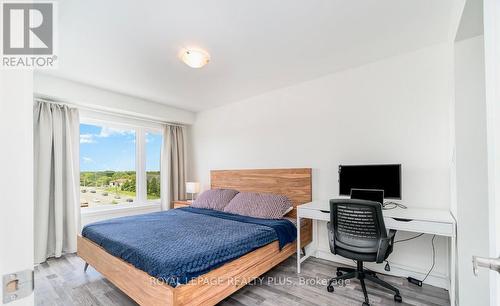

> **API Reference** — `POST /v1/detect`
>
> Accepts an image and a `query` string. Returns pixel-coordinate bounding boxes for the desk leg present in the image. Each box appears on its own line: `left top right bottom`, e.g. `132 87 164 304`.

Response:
450 235 456 305
313 219 319 257
297 214 301 274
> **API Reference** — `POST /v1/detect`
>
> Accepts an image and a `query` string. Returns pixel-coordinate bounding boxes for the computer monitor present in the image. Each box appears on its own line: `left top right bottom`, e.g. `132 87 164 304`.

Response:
350 188 384 205
339 164 402 199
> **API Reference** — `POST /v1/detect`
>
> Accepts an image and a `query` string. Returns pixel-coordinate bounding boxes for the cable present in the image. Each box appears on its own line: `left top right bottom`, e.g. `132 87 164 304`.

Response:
394 233 424 244
384 233 424 274
383 201 407 210
389 233 437 286
422 235 436 282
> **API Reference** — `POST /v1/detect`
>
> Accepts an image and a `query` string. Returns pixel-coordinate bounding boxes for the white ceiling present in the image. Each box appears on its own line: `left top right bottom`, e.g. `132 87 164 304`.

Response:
46 0 456 112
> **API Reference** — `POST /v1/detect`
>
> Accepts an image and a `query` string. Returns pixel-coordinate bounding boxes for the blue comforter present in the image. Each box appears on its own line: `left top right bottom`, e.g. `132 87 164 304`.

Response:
82 207 296 286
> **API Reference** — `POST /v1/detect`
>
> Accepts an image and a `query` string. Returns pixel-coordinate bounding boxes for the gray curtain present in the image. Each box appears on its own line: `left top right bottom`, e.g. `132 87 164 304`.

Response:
161 125 186 210
34 101 80 264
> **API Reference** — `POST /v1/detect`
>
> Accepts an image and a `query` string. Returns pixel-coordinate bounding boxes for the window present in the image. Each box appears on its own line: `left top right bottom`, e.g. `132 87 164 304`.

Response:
79 119 163 209
146 132 162 200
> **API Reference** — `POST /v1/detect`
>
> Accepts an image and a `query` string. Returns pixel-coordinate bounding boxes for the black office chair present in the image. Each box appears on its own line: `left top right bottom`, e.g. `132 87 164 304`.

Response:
326 199 402 306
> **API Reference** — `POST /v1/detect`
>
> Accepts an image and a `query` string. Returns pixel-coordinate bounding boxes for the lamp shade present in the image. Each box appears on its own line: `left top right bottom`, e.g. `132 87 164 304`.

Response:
185 182 200 194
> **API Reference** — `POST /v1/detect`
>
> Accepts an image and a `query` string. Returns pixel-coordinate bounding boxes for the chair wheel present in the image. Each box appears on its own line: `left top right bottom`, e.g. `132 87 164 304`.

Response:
394 294 402 303
362 302 370 306
336 271 343 277
327 285 334 292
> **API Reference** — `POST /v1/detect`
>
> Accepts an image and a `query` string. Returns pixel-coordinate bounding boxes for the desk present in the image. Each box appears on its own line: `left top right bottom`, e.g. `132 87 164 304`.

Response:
296 200 456 305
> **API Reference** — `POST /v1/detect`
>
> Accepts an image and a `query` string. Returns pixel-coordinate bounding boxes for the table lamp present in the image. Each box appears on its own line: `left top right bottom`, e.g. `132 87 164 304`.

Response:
185 182 200 202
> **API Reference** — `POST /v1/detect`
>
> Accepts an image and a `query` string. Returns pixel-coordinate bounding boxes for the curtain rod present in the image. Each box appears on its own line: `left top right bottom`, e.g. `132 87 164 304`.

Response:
34 95 186 127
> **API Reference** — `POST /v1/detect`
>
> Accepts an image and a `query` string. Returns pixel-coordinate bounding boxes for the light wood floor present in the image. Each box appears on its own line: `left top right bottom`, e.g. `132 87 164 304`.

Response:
35 254 450 306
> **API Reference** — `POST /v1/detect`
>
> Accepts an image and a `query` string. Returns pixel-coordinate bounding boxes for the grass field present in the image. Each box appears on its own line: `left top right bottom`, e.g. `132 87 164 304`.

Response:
80 171 160 206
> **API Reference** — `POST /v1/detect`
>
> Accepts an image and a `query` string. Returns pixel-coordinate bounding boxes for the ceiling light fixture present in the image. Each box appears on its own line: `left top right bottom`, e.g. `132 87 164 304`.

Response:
180 48 210 68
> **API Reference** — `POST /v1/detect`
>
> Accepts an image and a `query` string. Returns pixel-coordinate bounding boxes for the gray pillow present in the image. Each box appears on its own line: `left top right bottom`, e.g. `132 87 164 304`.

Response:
191 189 239 211
224 192 293 219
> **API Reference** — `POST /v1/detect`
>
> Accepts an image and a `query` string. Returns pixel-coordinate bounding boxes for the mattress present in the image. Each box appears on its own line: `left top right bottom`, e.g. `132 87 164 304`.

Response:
82 207 296 286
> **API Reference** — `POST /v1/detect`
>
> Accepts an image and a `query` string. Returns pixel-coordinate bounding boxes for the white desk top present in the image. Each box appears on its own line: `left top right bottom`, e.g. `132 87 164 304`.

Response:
298 200 455 224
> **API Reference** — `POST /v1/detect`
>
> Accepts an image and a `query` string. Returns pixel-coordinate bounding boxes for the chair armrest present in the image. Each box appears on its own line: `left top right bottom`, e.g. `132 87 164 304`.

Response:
327 222 336 254
376 229 397 263
387 229 396 243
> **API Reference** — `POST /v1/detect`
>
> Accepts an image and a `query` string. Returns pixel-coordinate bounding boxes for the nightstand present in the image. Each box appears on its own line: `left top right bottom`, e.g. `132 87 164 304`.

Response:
173 200 192 209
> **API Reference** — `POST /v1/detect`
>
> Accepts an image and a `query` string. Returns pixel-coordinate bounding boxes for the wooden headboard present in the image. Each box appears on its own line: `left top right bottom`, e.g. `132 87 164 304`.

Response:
210 168 312 217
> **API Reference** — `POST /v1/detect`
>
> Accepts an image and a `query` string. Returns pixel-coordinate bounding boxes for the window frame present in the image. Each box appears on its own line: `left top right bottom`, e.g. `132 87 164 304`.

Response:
144 130 163 201
80 110 163 210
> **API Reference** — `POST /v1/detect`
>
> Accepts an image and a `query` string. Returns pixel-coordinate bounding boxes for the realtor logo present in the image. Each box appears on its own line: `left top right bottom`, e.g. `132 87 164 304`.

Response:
1 2 57 68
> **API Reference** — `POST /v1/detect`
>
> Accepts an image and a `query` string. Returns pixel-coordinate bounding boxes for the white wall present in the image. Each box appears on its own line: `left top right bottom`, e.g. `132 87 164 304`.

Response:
34 73 195 124
453 35 490 306
190 42 455 288
0 71 34 306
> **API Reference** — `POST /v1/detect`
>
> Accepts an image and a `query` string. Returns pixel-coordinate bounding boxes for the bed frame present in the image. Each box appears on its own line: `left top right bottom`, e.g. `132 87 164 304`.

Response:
77 168 312 306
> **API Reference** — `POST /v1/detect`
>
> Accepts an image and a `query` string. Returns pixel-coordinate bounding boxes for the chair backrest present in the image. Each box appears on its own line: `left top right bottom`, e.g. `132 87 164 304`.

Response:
330 199 388 254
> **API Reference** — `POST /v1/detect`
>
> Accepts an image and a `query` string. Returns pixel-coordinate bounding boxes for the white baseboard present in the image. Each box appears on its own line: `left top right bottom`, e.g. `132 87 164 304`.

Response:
313 249 449 290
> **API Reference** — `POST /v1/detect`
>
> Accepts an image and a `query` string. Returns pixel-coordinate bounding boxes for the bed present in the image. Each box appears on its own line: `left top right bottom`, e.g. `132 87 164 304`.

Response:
77 168 312 306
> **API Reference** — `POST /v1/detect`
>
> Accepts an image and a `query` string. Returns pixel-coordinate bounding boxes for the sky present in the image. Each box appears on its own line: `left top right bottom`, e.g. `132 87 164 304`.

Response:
80 123 161 172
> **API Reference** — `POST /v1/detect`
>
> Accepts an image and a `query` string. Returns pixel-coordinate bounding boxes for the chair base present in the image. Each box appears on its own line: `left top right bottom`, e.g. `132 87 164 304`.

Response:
327 261 402 306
